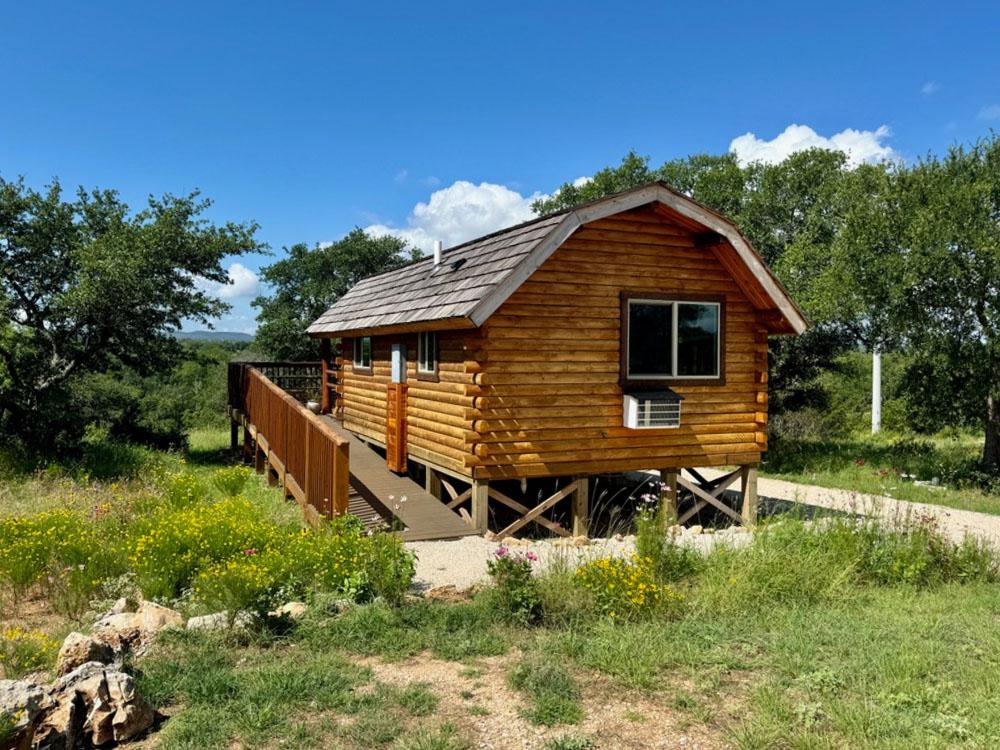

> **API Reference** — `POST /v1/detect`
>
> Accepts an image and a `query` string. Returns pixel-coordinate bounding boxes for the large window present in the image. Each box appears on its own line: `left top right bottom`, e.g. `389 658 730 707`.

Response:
622 294 721 383
352 336 372 372
417 331 438 379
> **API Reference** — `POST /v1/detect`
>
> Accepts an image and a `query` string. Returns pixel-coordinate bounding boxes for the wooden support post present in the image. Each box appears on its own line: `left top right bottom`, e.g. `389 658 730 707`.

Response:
242 425 253 461
319 338 332 414
425 467 442 499
266 466 278 487
230 416 239 451
471 479 489 534
254 446 266 474
741 464 759 526
571 476 589 537
660 469 678 524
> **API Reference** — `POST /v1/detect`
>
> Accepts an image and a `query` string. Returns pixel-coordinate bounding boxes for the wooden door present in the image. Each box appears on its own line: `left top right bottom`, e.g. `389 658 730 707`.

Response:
386 344 408 472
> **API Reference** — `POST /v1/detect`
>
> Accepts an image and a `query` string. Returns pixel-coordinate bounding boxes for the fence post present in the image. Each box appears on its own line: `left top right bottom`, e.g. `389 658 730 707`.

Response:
333 439 350 518
320 339 332 414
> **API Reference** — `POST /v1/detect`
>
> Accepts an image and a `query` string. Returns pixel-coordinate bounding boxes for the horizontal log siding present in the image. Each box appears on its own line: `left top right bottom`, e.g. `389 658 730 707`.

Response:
341 332 477 476
473 211 768 479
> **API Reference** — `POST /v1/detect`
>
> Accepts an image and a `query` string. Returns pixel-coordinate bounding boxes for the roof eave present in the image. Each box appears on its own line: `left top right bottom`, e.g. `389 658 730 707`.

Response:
307 315 478 339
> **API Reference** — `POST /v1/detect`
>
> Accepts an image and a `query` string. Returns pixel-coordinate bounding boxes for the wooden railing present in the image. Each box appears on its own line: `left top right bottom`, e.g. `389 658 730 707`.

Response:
230 364 349 522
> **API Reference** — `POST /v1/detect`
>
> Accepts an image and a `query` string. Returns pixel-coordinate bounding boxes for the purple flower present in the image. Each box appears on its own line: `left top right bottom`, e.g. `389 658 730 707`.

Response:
494 546 509 558
526 551 538 562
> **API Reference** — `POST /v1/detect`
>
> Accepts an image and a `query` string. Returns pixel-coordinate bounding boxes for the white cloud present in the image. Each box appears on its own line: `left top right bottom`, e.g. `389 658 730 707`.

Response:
729 124 898 167
572 176 592 187
921 81 941 96
978 104 1000 120
365 180 543 251
216 262 260 300
394 169 409 183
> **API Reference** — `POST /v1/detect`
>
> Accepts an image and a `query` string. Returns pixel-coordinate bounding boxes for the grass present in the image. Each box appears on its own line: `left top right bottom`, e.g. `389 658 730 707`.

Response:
134 628 454 749
762 430 1000 515
8 426 1000 748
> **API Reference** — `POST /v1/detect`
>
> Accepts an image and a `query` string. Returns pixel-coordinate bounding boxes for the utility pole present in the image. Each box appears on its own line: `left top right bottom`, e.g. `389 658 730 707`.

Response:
871 349 882 434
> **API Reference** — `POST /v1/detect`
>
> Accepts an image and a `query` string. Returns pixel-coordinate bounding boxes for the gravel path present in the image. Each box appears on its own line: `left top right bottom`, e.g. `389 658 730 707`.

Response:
407 469 1000 591
407 527 749 591
697 468 1000 547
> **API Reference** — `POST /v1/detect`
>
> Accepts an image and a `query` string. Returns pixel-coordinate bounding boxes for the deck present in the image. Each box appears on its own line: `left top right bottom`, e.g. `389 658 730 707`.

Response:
319 416 476 542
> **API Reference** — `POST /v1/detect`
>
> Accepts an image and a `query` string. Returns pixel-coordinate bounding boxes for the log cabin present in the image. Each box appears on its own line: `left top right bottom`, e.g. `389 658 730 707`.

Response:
306 182 806 538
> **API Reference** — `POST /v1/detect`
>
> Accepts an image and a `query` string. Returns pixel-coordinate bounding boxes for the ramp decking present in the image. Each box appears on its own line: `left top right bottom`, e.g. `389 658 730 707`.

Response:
320 416 476 542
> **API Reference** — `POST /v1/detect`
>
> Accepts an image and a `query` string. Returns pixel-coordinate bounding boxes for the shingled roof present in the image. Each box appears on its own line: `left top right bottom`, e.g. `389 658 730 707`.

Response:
307 182 807 337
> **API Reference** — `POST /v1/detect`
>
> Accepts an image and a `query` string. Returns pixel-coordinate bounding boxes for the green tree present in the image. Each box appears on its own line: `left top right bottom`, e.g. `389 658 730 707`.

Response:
891 138 1000 470
0 177 262 450
252 229 418 360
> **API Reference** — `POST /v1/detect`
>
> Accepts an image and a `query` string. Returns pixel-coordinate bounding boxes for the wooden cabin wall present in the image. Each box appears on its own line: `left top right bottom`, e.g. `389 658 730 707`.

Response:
341 331 478 476
472 209 769 480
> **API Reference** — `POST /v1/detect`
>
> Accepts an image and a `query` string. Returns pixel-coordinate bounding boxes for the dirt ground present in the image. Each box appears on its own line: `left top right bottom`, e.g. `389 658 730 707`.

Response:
360 652 737 750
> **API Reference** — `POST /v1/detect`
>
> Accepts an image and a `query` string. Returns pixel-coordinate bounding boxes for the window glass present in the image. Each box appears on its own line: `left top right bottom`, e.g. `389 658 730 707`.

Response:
628 302 672 377
677 303 719 376
354 336 372 369
418 332 437 373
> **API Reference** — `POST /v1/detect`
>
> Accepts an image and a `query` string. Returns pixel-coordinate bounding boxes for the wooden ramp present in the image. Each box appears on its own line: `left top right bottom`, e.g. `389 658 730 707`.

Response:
320 416 476 542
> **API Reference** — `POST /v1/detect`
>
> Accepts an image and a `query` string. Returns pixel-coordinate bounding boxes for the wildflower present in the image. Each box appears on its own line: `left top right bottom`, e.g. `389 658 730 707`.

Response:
525 551 538 562
243 548 258 556
494 546 509 558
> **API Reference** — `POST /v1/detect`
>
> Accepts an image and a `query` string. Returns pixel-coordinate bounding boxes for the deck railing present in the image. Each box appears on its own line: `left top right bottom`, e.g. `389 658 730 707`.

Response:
229 363 349 522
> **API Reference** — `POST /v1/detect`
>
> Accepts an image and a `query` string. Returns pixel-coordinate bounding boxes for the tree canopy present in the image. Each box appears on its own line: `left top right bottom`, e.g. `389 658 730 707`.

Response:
252 229 418 360
0 177 262 449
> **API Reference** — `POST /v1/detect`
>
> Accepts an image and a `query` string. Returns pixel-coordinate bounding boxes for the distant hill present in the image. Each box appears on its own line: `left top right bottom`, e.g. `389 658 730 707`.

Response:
175 330 255 343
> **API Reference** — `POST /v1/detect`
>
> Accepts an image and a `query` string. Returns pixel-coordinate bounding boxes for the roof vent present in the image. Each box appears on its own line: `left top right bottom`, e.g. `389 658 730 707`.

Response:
432 240 443 266
450 258 467 272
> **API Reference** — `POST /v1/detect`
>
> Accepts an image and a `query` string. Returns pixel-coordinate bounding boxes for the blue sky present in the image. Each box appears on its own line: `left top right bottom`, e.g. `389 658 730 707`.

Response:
2 1 998 332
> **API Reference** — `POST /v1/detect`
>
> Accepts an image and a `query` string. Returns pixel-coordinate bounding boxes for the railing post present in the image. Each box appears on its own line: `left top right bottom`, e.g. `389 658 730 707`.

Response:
320 339 332 414
333 439 350 518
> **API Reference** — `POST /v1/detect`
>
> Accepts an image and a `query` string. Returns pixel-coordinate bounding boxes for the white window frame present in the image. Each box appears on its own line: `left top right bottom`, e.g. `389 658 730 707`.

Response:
626 298 721 380
417 331 437 375
353 336 372 370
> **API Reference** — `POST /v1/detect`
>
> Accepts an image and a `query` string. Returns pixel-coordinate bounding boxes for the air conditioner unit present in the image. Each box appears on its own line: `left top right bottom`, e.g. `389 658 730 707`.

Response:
623 389 683 429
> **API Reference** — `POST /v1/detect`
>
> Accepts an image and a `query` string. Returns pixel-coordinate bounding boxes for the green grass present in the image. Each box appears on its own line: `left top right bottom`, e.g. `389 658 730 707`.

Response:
509 653 584 726
762 431 1000 515
8 426 1000 748
135 628 458 749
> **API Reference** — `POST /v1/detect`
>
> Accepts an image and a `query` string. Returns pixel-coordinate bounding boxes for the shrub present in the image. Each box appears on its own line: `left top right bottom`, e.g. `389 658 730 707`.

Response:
574 555 684 621
485 546 541 625
162 471 209 508
635 495 702 583
509 654 583 726
212 466 253 498
0 510 99 592
192 551 285 619
190 515 416 618
130 496 283 599
0 626 59 678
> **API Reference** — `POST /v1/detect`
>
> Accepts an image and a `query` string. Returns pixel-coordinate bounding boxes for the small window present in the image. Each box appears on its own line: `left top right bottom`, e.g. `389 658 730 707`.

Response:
622 294 722 384
353 336 372 371
417 331 437 377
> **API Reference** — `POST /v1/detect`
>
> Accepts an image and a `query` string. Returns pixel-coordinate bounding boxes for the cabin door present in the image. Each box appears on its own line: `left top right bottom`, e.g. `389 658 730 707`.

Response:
386 343 408 472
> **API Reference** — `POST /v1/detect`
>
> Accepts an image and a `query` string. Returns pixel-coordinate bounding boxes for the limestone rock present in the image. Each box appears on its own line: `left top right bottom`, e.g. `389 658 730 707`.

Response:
571 535 590 547
185 612 229 631
270 601 308 620
186 611 253 630
55 632 115 676
688 525 703 535
93 600 183 653
39 662 153 746
0 679 50 749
